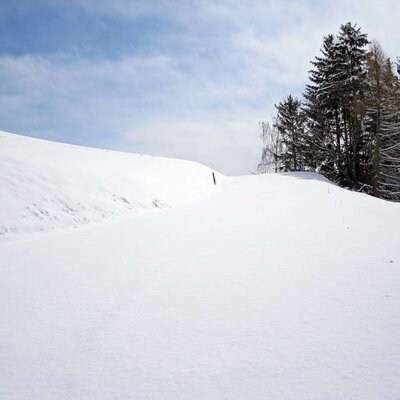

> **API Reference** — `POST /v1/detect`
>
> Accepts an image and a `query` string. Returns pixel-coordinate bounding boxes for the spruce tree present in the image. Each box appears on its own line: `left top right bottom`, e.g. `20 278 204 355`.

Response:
274 95 305 171
261 22 400 201
335 23 369 185
303 22 369 186
304 34 340 179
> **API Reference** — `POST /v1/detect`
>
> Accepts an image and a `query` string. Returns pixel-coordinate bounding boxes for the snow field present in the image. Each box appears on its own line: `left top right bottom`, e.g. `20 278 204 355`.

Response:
1 133 400 399
0 131 223 240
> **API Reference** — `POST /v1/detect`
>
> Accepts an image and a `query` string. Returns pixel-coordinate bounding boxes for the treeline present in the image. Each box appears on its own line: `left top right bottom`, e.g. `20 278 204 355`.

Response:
258 22 400 201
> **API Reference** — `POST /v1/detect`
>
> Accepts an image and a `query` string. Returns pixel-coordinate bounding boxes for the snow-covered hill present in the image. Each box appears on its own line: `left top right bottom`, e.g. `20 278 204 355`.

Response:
1 133 400 400
0 132 222 240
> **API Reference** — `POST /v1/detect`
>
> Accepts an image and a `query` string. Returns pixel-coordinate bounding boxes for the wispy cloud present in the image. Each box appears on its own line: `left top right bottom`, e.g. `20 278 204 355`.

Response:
0 0 399 174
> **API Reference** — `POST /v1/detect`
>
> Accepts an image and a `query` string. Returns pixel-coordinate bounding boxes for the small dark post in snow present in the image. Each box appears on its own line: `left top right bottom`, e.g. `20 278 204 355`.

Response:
212 172 216 185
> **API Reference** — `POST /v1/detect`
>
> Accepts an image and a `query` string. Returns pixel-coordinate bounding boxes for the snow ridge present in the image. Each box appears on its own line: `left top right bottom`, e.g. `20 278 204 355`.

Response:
0 132 223 240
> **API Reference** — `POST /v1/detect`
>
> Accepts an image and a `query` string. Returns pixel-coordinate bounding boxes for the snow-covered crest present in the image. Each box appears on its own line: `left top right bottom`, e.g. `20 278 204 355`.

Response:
0 131 223 240
1 132 400 399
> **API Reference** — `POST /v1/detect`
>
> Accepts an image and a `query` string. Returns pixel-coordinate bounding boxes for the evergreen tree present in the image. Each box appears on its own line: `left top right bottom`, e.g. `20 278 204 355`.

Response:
304 34 340 179
303 22 369 185
274 95 305 171
335 23 369 185
260 22 400 201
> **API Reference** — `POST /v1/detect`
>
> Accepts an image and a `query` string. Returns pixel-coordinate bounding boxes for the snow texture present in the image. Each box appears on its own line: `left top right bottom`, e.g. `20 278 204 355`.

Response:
0 131 223 240
1 133 400 399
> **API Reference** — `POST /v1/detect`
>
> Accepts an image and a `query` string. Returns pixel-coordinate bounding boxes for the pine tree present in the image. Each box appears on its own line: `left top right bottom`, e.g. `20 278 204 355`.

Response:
304 34 340 179
303 23 369 185
274 95 306 171
261 22 400 201
335 22 369 185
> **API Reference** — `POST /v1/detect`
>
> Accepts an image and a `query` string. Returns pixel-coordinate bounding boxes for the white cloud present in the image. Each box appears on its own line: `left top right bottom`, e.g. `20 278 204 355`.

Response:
125 111 263 175
1 0 399 174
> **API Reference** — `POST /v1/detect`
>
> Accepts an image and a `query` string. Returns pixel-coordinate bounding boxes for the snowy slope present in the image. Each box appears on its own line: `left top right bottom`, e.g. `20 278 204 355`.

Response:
0 132 223 240
1 138 400 399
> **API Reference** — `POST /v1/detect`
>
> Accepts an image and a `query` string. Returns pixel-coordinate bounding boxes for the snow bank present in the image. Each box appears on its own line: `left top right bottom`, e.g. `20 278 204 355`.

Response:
0 132 223 240
2 132 400 399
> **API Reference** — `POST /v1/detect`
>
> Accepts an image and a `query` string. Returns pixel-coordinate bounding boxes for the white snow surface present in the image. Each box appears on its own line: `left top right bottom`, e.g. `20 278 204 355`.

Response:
0 131 222 240
1 133 400 399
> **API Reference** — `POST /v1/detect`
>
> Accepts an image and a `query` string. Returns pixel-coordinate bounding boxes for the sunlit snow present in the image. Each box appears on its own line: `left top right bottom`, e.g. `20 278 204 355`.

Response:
1 133 400 399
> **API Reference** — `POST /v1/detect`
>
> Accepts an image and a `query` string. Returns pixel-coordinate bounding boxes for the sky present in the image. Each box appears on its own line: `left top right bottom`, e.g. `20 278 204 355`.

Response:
0 0 399 175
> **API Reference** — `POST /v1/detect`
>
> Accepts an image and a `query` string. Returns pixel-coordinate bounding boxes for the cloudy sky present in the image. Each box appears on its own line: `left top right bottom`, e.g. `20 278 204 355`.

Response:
0 0 399 174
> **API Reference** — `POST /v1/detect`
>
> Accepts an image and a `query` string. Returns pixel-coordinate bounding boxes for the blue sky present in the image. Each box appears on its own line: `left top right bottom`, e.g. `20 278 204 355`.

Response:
0 0 399 174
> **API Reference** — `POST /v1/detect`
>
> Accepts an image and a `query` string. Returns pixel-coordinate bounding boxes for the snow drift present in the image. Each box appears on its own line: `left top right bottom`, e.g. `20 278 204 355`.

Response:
0 132 222 240
1 132 400 400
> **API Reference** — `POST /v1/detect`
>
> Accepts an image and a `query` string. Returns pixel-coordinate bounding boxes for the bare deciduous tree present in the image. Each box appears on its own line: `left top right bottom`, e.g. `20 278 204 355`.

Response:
257 120 282 173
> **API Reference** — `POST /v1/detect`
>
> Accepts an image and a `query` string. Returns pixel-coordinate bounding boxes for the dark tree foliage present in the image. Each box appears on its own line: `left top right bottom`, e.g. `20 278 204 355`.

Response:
259 22 400 201
304 22 369 187
304 34 341 180
274 95 306 172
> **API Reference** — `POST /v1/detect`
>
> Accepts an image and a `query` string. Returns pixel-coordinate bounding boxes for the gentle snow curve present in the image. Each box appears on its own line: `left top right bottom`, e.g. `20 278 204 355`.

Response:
0 132 224 240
